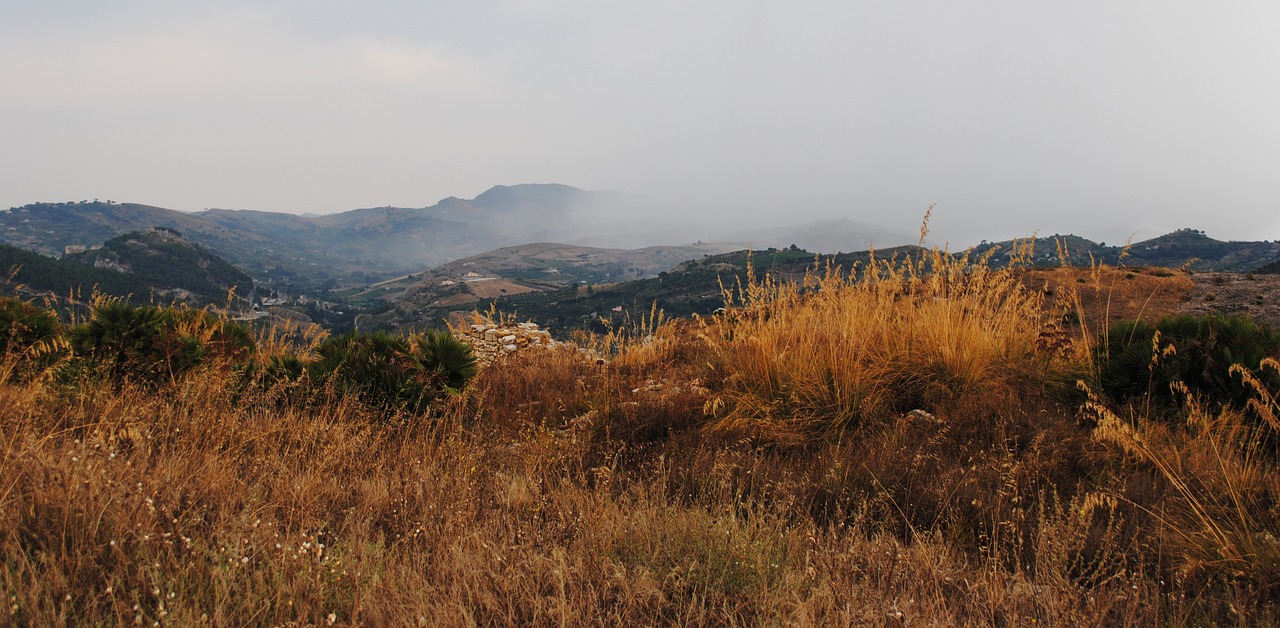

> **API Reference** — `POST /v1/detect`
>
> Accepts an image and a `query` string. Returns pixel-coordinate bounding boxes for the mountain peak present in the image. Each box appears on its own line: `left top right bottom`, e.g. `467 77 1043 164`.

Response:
470 183 587 209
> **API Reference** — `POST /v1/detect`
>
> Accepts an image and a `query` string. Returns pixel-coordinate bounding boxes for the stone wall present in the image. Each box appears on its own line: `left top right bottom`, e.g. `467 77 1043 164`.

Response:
457 321 557 365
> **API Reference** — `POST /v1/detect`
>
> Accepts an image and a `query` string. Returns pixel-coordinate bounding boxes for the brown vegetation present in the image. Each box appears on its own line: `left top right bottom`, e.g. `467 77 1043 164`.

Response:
3 247 1280 625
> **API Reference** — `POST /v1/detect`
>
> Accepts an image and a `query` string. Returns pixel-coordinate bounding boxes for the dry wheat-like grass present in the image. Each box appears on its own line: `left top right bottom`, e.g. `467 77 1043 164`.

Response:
699 245 1052 443
1081 375 1280 599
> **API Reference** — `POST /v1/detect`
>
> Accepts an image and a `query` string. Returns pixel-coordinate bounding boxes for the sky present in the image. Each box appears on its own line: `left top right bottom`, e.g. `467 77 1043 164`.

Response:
2 1 1278 246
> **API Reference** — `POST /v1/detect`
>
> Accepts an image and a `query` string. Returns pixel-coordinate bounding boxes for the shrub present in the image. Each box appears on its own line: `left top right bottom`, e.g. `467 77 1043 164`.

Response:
414 329 478 392
70 301 169 380
310 331 447 414
1097 314 1280 415
0 297 66 382
69 300 256 383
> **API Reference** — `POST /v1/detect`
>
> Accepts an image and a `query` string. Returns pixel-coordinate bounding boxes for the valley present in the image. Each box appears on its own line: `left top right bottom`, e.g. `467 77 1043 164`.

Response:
4 187 1280 337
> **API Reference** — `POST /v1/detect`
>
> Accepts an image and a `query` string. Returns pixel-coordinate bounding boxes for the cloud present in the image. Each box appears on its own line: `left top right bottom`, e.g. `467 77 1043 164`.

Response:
0 1 1277 241
0 4 487 109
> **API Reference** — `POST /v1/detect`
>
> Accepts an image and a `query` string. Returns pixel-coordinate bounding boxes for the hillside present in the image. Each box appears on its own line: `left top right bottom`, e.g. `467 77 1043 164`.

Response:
978 228 1280 271
378 229 1280 333
5 257 1280 623
0 185 721 294
372 246 909 331
64 228 253 303
358 242 738 330
1250 257 1280 274
1 187 927 295
0 186 640 293
0 243 153 301
1 229 252 307
424 231 1280 334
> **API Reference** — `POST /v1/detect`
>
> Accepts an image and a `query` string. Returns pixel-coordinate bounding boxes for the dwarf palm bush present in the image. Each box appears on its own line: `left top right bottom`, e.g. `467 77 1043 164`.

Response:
1098 314 1280 415
309 330 476 414
311 332 423 411
0 297 67 382
69 299 255 383
415 329 477 392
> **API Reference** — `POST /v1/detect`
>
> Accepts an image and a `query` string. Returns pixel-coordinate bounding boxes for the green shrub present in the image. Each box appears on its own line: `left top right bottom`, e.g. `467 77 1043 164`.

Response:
310 332 435 414
69 300 255 383
0 297 66 382
264 354 307 383
309 330 478 414
1098 314 1280 414
415 329 478 393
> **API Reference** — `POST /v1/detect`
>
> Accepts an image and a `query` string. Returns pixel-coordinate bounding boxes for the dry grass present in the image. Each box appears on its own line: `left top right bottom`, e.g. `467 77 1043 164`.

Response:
3 255 1280 625
699 247 1055 443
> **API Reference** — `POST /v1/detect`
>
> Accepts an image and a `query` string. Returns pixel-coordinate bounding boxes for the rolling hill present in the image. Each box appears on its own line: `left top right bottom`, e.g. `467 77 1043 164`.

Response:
355 241 739 330
1 229 251 306
64 228 253 304
380 230 1280 333
976 228 1280 271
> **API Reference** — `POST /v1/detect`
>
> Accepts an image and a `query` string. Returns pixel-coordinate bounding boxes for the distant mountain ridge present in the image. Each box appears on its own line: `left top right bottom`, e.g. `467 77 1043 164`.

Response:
0 185 920 296
5 186 1279 313
0 185 624 293
976 228 1280 272
379 230 1280 332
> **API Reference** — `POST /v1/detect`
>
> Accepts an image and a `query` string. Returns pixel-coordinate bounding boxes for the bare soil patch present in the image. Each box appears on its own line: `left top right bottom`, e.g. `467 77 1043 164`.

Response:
1178 271 1280 326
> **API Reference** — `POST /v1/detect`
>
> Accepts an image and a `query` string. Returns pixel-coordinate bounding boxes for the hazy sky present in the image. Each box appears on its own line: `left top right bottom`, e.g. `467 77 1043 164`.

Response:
2 1 1278 245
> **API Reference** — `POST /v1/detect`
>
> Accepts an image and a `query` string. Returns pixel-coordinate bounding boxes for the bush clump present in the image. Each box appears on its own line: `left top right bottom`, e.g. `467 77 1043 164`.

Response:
69 300 256 383
0 297 67 382
309 330 477 414
1098 313 1280 414
3 298 478 415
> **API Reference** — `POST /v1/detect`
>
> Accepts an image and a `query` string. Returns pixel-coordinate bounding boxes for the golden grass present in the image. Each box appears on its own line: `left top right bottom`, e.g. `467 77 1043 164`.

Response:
1083 374 1280 593
0 367 1161 625
3 254 1280 624
700 247 1053 443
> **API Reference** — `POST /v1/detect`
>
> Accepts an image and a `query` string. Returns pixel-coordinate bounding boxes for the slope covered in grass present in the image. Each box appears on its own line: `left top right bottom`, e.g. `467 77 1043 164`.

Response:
3 249 1280 624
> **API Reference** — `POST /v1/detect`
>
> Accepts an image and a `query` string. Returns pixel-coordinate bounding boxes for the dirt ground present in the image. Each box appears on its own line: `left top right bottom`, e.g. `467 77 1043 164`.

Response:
464 278 539 299
1178 271 1280 326
1019 266 1280 330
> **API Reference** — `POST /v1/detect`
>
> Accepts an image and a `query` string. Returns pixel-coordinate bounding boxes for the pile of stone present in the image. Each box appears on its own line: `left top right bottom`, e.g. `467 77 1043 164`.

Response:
458 321 557 365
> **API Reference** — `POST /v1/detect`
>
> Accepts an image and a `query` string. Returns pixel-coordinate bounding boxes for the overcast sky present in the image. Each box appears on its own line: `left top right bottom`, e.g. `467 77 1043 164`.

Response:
2 1 1278 245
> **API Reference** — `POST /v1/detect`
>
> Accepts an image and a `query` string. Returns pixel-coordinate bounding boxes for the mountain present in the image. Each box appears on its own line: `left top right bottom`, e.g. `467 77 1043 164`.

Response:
64 228 253 304
1 228 251 306
0 186 926 295
0 201 223 256
1 243 152 301
0 185 630 292
8 186 1278 320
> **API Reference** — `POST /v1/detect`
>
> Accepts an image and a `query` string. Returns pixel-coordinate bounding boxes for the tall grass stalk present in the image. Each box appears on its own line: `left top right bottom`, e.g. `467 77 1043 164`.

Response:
701 244 1050 442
